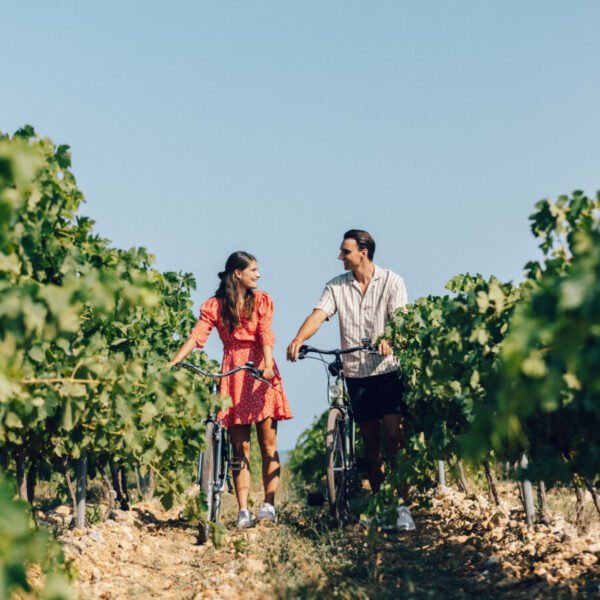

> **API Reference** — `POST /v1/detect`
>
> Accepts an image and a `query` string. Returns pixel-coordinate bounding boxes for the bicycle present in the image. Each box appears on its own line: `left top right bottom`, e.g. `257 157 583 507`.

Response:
297 338 377 525
176 360 270 544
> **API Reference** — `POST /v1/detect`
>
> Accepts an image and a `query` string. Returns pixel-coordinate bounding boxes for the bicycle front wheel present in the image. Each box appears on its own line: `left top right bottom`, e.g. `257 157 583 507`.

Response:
326 407 349 525
198 421 216 544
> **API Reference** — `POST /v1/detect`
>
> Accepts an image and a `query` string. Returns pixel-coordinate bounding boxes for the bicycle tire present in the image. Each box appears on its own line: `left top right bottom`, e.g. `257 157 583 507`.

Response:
198 421 216 544
326 407 349 524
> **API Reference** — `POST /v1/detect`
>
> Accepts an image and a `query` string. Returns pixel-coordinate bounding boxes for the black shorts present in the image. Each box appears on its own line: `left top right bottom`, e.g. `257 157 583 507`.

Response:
346 372 404 423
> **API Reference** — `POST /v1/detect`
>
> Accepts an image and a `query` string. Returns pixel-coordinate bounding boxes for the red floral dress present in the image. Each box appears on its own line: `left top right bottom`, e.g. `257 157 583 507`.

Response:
189 291 293 427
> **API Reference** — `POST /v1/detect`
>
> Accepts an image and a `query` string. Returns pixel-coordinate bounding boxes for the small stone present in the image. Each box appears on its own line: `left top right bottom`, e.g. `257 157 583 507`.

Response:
246 558 266 573
584 542 600 555
534 565 548 577
70 540 87 554
434 486 448 498
561 531 576 543
185 484 200 498
551 518 566 533
483 555 501 568
522 543 536 556
54 505 71 517
108 509 135 524
580 553 598 566
476 495 489 509
118 539 133 551
555 564 572 578
117 525 135 541
87 530 105 544
488 510 507 527
36 519 52 528
503 563 520 578
453 535 469 544
48 507 72 526
497 576 518 588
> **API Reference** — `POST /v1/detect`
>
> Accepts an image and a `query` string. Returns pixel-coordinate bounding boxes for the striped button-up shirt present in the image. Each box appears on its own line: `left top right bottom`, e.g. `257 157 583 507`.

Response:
315 265 408 378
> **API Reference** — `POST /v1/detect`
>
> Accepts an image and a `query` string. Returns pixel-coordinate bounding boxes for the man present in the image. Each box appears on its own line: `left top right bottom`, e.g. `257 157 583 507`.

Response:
287 229 410 516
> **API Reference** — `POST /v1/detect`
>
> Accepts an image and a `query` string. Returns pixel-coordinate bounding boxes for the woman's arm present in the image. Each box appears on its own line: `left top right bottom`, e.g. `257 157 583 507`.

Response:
256 293 276 379
169 297 218 367
169 337 197 367
262 344 275 380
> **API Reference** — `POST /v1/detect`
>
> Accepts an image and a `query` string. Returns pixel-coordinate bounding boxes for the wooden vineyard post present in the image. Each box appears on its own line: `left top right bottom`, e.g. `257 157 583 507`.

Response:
482 458 500 505
15 450 28 501
520 454 535 526
583 477 600 518
109 457 130 510
537 481 549 524
75 450 88 528
144 469 155 501
573 476 586 534
437 460 447 494
26 461 37 504
456 460 470 495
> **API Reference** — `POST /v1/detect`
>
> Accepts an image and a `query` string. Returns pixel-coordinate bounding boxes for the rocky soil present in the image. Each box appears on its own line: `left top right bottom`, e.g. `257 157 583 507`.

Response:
40 481 599 599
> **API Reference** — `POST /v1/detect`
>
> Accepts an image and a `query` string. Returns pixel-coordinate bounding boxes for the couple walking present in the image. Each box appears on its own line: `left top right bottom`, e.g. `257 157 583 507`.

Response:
170 229 409 529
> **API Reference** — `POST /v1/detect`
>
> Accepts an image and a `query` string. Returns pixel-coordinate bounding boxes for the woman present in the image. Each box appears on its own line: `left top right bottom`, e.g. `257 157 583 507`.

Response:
170 251 292 528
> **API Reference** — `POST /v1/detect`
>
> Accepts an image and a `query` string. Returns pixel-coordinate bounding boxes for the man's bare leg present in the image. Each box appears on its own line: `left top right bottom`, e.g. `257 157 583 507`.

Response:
358 420 385 493
383 413 409 502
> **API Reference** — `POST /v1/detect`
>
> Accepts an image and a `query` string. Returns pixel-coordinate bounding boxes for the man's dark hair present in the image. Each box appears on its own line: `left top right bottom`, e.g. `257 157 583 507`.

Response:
343 229 375 260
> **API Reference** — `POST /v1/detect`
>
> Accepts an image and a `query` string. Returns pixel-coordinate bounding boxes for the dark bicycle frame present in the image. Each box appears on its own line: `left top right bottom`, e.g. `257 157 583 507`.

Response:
298 338 376 523
176 360 269 543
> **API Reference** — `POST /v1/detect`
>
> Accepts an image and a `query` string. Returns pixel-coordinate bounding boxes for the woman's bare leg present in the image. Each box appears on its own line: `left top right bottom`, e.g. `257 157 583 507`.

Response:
256 418 280 505
229 424 251 510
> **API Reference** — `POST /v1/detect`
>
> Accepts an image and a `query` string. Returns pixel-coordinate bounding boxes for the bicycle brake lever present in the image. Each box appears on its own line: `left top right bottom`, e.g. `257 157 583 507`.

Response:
246 365 273 387
255 374 273 387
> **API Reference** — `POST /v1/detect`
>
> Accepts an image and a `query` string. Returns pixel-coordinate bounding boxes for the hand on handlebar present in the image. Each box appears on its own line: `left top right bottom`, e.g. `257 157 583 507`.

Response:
286 338 302 362
262 367 275 380
377 339 393 357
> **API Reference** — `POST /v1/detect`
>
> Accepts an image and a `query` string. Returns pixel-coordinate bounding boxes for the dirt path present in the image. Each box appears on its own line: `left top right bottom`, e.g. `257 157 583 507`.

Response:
56 480 599 599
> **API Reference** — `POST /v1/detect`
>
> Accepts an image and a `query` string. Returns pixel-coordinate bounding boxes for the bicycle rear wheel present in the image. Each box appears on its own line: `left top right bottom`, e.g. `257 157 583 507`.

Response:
198 421 216 544
326 407 349 525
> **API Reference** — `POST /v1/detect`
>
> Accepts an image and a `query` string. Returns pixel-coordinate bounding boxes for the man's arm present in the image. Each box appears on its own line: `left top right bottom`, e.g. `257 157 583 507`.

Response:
286 309 329 361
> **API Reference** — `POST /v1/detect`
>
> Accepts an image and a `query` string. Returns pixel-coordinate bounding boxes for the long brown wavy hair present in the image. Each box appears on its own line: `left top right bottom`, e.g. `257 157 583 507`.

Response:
215 251 257 333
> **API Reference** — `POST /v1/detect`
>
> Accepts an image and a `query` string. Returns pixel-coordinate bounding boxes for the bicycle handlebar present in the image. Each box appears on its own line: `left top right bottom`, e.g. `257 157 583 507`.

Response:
298 338 377 359
175 361 272 386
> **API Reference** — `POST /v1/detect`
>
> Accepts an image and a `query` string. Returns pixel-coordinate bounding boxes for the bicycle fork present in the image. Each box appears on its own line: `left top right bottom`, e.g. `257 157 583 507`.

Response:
198 419 230 502
331 377 355 473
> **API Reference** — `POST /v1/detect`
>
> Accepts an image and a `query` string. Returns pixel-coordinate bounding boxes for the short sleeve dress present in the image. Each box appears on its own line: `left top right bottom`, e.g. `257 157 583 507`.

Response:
189 290 293 427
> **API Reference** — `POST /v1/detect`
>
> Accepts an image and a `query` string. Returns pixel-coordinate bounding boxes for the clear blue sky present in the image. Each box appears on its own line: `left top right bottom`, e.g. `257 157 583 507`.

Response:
4 2 600 450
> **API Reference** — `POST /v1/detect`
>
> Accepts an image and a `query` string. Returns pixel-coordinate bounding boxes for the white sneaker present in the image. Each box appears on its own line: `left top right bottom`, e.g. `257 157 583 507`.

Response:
256 502 277 523
396 506 416 531
235 509 255 529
